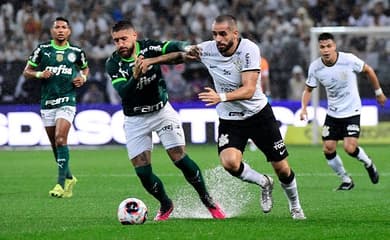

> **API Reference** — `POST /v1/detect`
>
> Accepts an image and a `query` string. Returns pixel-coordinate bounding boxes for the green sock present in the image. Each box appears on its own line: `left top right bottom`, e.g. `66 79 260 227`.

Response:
135 165 170 204
56 146 70 188
174 154 208 199
52 146 72 179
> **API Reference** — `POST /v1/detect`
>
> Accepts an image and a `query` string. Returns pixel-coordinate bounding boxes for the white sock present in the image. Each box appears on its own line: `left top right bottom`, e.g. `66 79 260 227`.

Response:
280 178 301 210
327 154 351 183
239 162 268 187
356 147 372 167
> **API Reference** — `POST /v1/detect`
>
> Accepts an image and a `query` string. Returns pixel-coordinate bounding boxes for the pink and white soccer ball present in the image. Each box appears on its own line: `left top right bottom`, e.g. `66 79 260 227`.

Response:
117 198 148 225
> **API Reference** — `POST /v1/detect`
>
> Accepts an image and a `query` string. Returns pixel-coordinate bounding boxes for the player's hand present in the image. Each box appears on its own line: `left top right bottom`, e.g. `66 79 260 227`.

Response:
184 45 201 61
299 108 308 121
139 58 153 74
133 55 144 79
73 75 86 87
376 94 387 107
198 87 220 106
40 70 53 79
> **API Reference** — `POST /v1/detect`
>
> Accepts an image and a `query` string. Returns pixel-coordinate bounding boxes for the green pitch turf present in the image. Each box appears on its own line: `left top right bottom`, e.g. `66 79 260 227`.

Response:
0 144 389 240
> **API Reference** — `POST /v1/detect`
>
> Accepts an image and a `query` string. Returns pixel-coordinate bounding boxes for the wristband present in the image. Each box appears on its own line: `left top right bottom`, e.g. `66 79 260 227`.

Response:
219 93 227 102
35 71 43 78
375 88 383 97
81 74 87 82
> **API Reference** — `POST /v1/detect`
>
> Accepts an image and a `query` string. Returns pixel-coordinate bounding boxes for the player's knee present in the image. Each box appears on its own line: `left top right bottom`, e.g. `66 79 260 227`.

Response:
225 161 244 177
346 145 359 157
55 136 67 146
274 164 291 179
167 146 185 161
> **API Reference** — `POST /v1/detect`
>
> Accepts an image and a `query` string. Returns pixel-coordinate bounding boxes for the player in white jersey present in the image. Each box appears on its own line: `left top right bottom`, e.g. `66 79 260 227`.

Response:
300 32 387 190
184 15 305 220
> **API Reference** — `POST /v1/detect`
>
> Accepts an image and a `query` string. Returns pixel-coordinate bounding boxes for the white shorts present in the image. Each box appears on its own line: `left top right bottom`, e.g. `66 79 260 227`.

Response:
124 102 185 159
40 106 76 127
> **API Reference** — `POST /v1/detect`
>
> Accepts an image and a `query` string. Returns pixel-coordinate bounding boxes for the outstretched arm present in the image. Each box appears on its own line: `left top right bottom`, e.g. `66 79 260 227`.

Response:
138 52 186 74
362 64 387 106
300 85 314 120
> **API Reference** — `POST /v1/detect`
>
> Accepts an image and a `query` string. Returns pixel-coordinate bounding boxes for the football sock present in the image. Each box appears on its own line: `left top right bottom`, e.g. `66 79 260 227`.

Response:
325 152 351 183
239 162 268 187
52 146 72 179
174 155 208 199
348 146 372 167
279 170 301 210
56 145 70 188
135 164 170 204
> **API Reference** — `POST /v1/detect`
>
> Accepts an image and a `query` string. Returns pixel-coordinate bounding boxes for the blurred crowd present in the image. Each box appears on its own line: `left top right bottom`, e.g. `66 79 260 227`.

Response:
0 0 389 104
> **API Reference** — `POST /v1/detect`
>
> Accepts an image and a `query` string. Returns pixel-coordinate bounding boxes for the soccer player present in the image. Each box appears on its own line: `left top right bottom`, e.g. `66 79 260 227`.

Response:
300 32 387 190
105 20 225 221
184 15 305 220
23 17 88 198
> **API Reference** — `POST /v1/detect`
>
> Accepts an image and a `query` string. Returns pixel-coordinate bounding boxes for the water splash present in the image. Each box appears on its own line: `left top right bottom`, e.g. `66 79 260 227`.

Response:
171 165 256 219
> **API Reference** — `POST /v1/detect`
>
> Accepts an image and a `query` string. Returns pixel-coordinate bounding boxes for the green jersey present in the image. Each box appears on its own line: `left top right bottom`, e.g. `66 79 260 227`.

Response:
105 39 187 116
27 40 88 109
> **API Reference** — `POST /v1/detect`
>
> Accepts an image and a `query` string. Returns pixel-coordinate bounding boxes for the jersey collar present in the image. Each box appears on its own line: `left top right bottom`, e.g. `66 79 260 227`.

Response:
50 40 69 50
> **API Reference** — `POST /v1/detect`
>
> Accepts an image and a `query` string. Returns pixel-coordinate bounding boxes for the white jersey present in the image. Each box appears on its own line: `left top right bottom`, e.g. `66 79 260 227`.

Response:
198 38 268 120
306 52 364 118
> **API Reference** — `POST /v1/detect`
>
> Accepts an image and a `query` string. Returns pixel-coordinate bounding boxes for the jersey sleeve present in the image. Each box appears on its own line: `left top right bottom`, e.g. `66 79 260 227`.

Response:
241 40 260 72
161 40 189 54
306 62 318 88
76 49 88 70
27 46 42 68
348 53 365 73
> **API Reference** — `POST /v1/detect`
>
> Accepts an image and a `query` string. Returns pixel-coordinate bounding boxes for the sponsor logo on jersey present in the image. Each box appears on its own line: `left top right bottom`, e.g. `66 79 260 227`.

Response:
245 53 250 68
133 101 164 113
45 96 70 106
45 65 73 75
223 69 231 75
347 124 360 132
228 112 244 117
272 139 285 151
137 73 157 90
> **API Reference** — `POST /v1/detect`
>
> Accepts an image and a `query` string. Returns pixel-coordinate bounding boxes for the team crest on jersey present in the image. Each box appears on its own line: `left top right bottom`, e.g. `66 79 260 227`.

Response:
340 71 348 81
67 53 76 62
56 54 64 62
218 134 229 147
233 57 242 72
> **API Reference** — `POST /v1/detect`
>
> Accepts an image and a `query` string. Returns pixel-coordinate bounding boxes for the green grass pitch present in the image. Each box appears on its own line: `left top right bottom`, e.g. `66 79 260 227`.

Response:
0 144 389 240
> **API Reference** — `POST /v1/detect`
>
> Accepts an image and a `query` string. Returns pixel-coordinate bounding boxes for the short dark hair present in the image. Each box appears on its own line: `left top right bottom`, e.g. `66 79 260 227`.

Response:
112 20 135 32
214 15 237 30
54 16 69 25
318 32 335 41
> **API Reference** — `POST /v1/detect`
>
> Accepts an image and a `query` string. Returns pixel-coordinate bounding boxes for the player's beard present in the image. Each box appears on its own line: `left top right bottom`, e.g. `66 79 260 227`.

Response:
118 46 133 58
216 39 234 56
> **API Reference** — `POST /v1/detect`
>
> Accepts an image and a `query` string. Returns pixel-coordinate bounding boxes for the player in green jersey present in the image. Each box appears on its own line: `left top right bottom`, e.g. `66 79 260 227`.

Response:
23 17 89 198
105 20 225 221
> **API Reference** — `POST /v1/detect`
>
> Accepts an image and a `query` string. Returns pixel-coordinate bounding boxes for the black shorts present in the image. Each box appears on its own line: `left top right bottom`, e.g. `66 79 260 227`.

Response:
217 103 288 162
322 114 361 141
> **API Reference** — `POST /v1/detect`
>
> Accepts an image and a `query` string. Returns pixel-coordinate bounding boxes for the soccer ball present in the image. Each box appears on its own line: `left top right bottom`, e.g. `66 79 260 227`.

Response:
117 198 148 225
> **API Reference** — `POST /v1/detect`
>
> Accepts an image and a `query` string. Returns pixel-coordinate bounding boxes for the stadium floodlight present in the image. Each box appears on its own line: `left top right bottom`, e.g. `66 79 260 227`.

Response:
309 26 390 144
